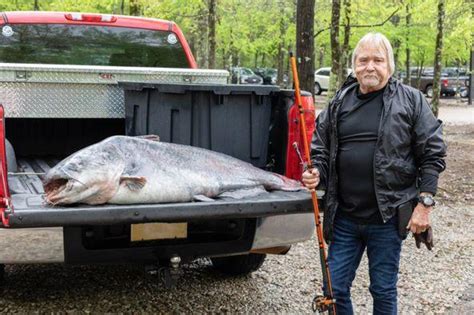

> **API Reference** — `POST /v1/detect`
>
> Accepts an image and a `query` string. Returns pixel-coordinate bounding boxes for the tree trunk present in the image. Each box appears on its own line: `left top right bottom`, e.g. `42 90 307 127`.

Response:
221 48 227 69
416 57 425 90
296 0 315 95
405 3 411 85
469 50 473 105
391 13 400 77
431 0 445 117
338 0 351 85
276 1 286 86
198 6 208 68
328 0 342 99
34 0 39 11
129 0 141 16
208 0 217 69
318 48 324 69
120 0 125 15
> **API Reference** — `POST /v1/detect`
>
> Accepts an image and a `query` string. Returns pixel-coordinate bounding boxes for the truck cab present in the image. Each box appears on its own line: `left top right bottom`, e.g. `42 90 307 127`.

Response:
0 11 318 285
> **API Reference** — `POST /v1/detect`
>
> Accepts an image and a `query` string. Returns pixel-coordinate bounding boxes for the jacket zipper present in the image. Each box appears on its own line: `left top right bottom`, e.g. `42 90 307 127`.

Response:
373 88 393 223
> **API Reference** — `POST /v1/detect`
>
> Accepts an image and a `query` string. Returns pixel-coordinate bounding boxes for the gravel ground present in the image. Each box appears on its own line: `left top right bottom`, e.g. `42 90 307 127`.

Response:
1 101 473 314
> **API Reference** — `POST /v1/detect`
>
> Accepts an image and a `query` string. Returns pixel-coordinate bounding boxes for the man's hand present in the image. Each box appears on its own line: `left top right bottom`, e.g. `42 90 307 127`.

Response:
407 203 432 234
302 168 320 191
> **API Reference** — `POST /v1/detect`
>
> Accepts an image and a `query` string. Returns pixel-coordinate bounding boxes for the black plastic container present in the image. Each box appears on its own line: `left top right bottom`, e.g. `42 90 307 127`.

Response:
120 83 279 168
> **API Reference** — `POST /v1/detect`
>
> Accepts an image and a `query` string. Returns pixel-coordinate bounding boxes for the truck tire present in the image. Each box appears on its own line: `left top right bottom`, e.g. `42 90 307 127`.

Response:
425 85 433 98
314 82 322 95
211 253 266 276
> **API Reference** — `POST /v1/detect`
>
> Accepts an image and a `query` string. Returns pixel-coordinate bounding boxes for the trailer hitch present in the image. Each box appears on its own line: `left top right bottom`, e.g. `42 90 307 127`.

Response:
145 255 182 289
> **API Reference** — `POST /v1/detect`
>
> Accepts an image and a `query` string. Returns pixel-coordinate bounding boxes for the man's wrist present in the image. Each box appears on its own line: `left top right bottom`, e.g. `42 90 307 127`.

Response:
418 193 436 208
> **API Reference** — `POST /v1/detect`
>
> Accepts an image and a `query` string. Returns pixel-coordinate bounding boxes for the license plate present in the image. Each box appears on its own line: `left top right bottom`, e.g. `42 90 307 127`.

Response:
131 222 188 242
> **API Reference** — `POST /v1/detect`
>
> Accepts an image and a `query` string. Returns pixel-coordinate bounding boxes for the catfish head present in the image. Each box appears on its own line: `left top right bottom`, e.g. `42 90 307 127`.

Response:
43 142 126 205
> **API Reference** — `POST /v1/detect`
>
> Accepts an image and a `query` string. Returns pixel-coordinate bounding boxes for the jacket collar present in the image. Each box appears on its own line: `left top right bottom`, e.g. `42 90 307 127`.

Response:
334 75 399 103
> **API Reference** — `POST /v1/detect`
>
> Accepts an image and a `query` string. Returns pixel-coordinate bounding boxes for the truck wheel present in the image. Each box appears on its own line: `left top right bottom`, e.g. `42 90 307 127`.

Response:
211 253 266 276
314 83 322 95
425 85 433 98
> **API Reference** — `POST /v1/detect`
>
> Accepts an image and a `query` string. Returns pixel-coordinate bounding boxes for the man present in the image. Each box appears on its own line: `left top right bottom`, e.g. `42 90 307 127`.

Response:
302 32 446 315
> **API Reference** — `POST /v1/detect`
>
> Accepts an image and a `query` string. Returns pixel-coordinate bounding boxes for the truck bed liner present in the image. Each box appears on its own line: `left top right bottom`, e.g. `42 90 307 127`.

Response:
6 158 318 228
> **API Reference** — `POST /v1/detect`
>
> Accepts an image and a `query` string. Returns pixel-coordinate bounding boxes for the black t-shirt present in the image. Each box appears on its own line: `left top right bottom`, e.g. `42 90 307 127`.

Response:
336 86 385 224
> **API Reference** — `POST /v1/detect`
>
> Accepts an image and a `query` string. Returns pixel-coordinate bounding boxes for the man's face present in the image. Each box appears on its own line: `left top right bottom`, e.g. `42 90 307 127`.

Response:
354 44 390 93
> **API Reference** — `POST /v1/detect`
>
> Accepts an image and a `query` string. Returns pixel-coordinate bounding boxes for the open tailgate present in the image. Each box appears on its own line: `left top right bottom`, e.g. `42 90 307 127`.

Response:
6 190 320 228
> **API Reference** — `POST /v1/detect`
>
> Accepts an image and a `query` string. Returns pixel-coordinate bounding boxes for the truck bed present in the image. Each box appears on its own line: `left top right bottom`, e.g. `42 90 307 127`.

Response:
6 157 317 228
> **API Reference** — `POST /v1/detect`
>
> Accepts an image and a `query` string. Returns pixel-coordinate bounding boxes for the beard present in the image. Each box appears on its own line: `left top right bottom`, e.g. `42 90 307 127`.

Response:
361 75 381 87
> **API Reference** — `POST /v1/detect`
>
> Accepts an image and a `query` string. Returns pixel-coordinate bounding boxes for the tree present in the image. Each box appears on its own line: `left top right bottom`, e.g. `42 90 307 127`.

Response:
431 0 445 117
296 0 315 95
328 0 341 99
129 0 141 16
207 0 216 69
339 0 351 85
276 0 286 86
405 2 412 86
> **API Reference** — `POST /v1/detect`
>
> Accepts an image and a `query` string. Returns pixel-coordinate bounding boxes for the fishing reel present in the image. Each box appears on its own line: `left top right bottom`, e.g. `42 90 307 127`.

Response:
312 295 336 314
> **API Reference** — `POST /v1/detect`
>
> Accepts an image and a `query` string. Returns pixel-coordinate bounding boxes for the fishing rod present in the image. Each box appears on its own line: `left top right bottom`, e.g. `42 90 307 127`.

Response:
289 53 336 314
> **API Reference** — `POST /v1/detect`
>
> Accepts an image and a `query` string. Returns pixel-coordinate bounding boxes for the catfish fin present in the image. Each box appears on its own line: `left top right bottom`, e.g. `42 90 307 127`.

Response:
120 176 147 191
193 195 216 202
135 135 160 142
218 186 267 199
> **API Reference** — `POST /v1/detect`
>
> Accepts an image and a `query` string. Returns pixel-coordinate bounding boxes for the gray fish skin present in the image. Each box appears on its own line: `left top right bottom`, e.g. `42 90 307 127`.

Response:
43 136 304 206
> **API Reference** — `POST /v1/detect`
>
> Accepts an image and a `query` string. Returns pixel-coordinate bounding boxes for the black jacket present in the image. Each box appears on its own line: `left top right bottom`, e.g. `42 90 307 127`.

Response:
311 76 447 241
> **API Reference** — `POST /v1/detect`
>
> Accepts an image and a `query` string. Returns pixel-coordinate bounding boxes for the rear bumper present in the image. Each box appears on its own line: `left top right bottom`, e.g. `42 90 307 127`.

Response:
251 213 315 250
0 213 316 264
441 86 457 95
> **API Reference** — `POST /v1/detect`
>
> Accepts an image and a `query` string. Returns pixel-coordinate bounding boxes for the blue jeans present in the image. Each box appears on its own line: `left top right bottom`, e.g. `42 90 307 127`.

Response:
326 214 402 315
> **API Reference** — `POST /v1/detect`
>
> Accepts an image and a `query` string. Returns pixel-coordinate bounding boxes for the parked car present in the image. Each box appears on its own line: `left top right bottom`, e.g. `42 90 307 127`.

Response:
230 67 263 84
404 67 460 97
253 68 289 86
314 67 352 95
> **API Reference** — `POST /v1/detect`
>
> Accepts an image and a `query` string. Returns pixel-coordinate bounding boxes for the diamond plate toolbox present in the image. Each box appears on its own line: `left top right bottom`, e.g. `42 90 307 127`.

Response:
0 63 229 118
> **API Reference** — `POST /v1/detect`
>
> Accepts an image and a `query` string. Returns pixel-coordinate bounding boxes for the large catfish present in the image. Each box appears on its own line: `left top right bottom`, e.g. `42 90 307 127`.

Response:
43 136 304 205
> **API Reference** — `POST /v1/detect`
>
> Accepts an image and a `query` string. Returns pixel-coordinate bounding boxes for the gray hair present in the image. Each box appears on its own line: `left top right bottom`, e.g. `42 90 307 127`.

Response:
351 32 395 76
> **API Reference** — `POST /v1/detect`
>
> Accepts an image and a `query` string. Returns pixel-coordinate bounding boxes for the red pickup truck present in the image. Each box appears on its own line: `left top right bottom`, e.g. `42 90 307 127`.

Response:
0 11 318 287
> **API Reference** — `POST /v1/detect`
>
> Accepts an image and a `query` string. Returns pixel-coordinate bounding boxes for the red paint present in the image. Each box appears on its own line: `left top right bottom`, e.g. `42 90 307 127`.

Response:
285 95 316 181
2 11 197 69
0 106 11 227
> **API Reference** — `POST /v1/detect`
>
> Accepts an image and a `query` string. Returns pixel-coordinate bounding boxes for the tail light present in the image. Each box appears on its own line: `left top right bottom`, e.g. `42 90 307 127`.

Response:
285 94 315 180
442 79 449 87
65 13 117 23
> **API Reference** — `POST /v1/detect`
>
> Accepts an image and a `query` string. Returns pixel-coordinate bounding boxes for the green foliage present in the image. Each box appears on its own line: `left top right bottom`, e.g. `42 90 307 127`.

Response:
0 0 471 70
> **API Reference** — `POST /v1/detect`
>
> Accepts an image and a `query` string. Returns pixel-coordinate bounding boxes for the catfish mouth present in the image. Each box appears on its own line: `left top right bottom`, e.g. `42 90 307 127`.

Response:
44 178 72 205
44 178 69 195
43 174 119 206
43 176 88 205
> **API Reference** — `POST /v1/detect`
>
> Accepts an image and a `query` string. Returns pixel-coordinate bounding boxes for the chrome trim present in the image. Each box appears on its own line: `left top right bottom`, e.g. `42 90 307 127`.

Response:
0 63 229 118
0 227 64 263
251 213 315 250
0 63 229 84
